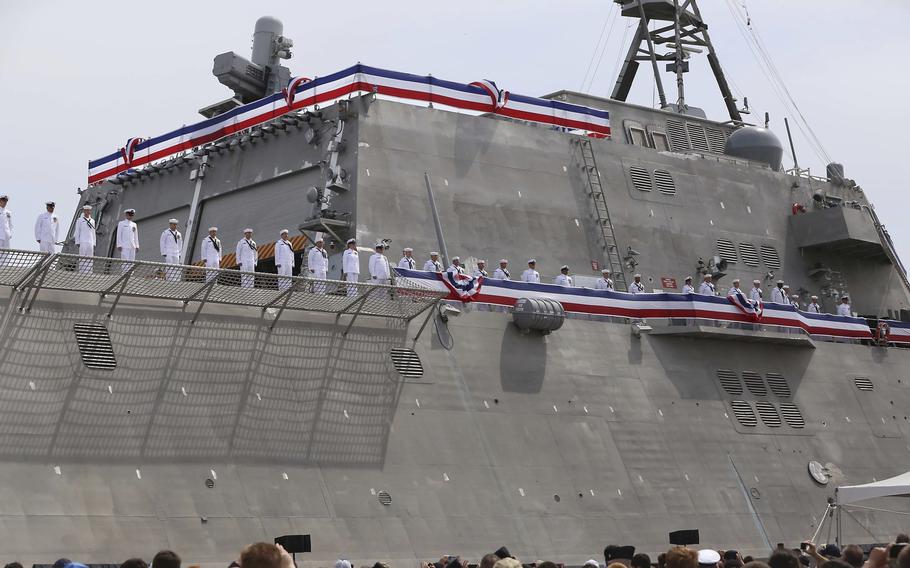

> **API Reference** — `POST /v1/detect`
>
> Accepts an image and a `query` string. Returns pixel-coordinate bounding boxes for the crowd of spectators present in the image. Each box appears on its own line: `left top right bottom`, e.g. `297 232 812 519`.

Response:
4 534 907 568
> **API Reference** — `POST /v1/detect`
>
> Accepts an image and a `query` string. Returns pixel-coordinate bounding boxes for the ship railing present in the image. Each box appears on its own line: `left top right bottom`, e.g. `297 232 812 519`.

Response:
0 249 447 325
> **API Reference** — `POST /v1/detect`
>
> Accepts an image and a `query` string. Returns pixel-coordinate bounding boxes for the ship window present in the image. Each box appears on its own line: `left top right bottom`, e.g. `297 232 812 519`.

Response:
739 243 760 267
653 170 676 195
742 370 767 396
666 119 689 151
73 322 117 370
390 348 423 379
760 244 781 269
716 239 738 263
629 166 652 192
629 127 648 147
717 369 743 396
779 402 806 428
766 372 792 398
853 377 874 391
686 122 710 152
755 401 782 427
705 127 728 153
730 401 757 427
651 131 670 152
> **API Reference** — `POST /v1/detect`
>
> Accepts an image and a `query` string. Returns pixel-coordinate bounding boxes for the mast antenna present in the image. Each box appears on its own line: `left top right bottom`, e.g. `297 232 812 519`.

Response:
610 0 743 122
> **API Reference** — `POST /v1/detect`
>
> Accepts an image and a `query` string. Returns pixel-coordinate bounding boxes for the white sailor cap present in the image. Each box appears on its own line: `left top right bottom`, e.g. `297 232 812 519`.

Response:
732 277 740 283
46 201 56 206
753 279 761 284
602 268 612 274
82 205 92 210
777 279 785 284
168 218 179 224
811 295 818 299
208 226 218 232
0 194 8 200
684 275 692 281
403 247 412 252
634 273 642 278
478 259 486 264
451 255 460 261
499 258 508 263
124 208 135 214
698 550 721 566
703 273 712 279
528 258 537 264
430 251 439 256
841 295 849 299
791 294 799 299
561 265 569 271
243 227 254 233
280 229 289 235
375 242 385 249
783 284 790 289
584 561 600 568
347 238 356 244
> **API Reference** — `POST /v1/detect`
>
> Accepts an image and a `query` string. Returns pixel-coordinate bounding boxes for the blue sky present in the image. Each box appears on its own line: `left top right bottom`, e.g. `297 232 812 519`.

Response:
1 0 907 262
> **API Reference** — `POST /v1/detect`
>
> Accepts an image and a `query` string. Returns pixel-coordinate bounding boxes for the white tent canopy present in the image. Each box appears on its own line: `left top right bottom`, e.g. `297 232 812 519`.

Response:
837 470 910 505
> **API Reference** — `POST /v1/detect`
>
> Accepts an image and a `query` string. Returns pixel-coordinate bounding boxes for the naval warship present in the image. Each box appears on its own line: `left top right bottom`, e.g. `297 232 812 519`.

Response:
1 1 909 565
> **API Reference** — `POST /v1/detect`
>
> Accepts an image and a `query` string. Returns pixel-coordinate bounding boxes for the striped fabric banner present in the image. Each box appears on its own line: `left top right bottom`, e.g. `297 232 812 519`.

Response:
88 63 611 184
396 268 880 341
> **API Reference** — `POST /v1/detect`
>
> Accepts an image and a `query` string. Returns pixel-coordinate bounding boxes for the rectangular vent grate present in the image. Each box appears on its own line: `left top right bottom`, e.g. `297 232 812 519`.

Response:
779 402 805 428
853 377 874 391
765 372 792 398
73 323 116 370
686 122 710 152
739 243 760 267
629 166 652 192
653 170 677 195
390 348 424 378
755 401 782 427
742 370 767 396
717 369 743 395
705 127 728 153
760 244 781 269
730 401 757 427
716 239 739 263
666 119 689 151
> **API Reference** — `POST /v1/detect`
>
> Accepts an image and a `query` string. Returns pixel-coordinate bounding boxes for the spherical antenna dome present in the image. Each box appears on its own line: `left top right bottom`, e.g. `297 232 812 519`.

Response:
725 127 784 171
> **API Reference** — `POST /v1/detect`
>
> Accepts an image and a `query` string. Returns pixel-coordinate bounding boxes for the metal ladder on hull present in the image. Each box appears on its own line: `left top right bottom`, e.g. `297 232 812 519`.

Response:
576 138 628 292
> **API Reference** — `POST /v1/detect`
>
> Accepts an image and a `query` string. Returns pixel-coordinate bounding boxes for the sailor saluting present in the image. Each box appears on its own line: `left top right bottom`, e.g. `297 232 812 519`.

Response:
236 228 258 288
201 227 221 282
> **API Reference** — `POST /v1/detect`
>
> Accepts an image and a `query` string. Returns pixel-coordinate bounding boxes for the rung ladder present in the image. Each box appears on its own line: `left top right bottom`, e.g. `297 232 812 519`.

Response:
576 137 628 292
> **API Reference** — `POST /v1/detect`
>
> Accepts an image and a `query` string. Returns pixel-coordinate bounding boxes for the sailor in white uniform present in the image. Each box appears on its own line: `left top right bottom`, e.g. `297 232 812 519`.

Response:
698 274 716 296
790 294 801 309
628 273 645 294
727 278 744 297
236 228 258 288
34 201 59 254
521 259 540 283
307 234 329 294
807 295 822 313
200 227 221 282
837 295 852 317
398 247 416 270
770 280 787 303
473 259 488 278
275 229 295 292
749 279 763 303
554 265 573 287
115 209 139 271
493 259 511 280
681 275 695 294
342 238 360 296
447 256 466 276
369 243 391 285
159 218 183 281
423 251 443 272
73 205 96 273
782 284 793 303
0 194 12 249
595 268 614 291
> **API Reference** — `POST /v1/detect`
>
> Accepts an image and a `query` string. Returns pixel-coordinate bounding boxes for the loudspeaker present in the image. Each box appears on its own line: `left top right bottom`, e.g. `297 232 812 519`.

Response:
275 534 311 554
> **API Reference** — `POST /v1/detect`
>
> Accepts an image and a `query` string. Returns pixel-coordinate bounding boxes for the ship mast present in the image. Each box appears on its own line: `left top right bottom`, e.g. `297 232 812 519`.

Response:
610 0 743 122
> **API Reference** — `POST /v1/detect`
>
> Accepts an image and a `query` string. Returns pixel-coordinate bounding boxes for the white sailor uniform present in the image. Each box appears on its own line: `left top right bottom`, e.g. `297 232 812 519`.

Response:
628 281 645 294
682 283 695 294
369 252 392 285
236 237 258 288
837 302 852 317
116 218 139 268
276 239 295 291
595 277 615 291
423 259 443 272
308 244 329 293
554 273 573 287
398 256 417 270
74 215 96 273
343 248 360 296
807 302 822 314
749 287 763 303
493 267 511 280
473 267 488 278
201 235 221 281
770 287 786 304
35 211 60 254
0 205 12 249
698 281 716 296
521 268 540 283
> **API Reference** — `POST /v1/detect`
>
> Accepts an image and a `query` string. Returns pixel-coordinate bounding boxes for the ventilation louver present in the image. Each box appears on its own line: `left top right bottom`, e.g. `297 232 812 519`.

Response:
629 166 652 192
742 370 767 396
73 322 116 370
716 239 738 263
853 377 874 391
705 127 728 153
377 490 392 505
390 348 424 379
666 119 689 151
730 401 757 427
755 401 782 427
760 244 781 269
739 243 760 267
653 170 676 195
765 372 792 398
717 369 743 395
779 402 806 428
686 122 710 152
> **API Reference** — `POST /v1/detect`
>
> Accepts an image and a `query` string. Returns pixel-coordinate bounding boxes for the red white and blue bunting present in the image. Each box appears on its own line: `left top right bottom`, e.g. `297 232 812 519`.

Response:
394 268 904 342
88 64 611 184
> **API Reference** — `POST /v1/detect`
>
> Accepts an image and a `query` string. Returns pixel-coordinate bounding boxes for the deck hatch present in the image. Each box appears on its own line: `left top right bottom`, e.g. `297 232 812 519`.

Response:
755 401 782 427
73 322 117 370
717 369 743 395
730 401 757 427
654 170 676 195
779 402 806 428
765 372 792 398
629 166 652 192
390 348 423 379
739 243 760 267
